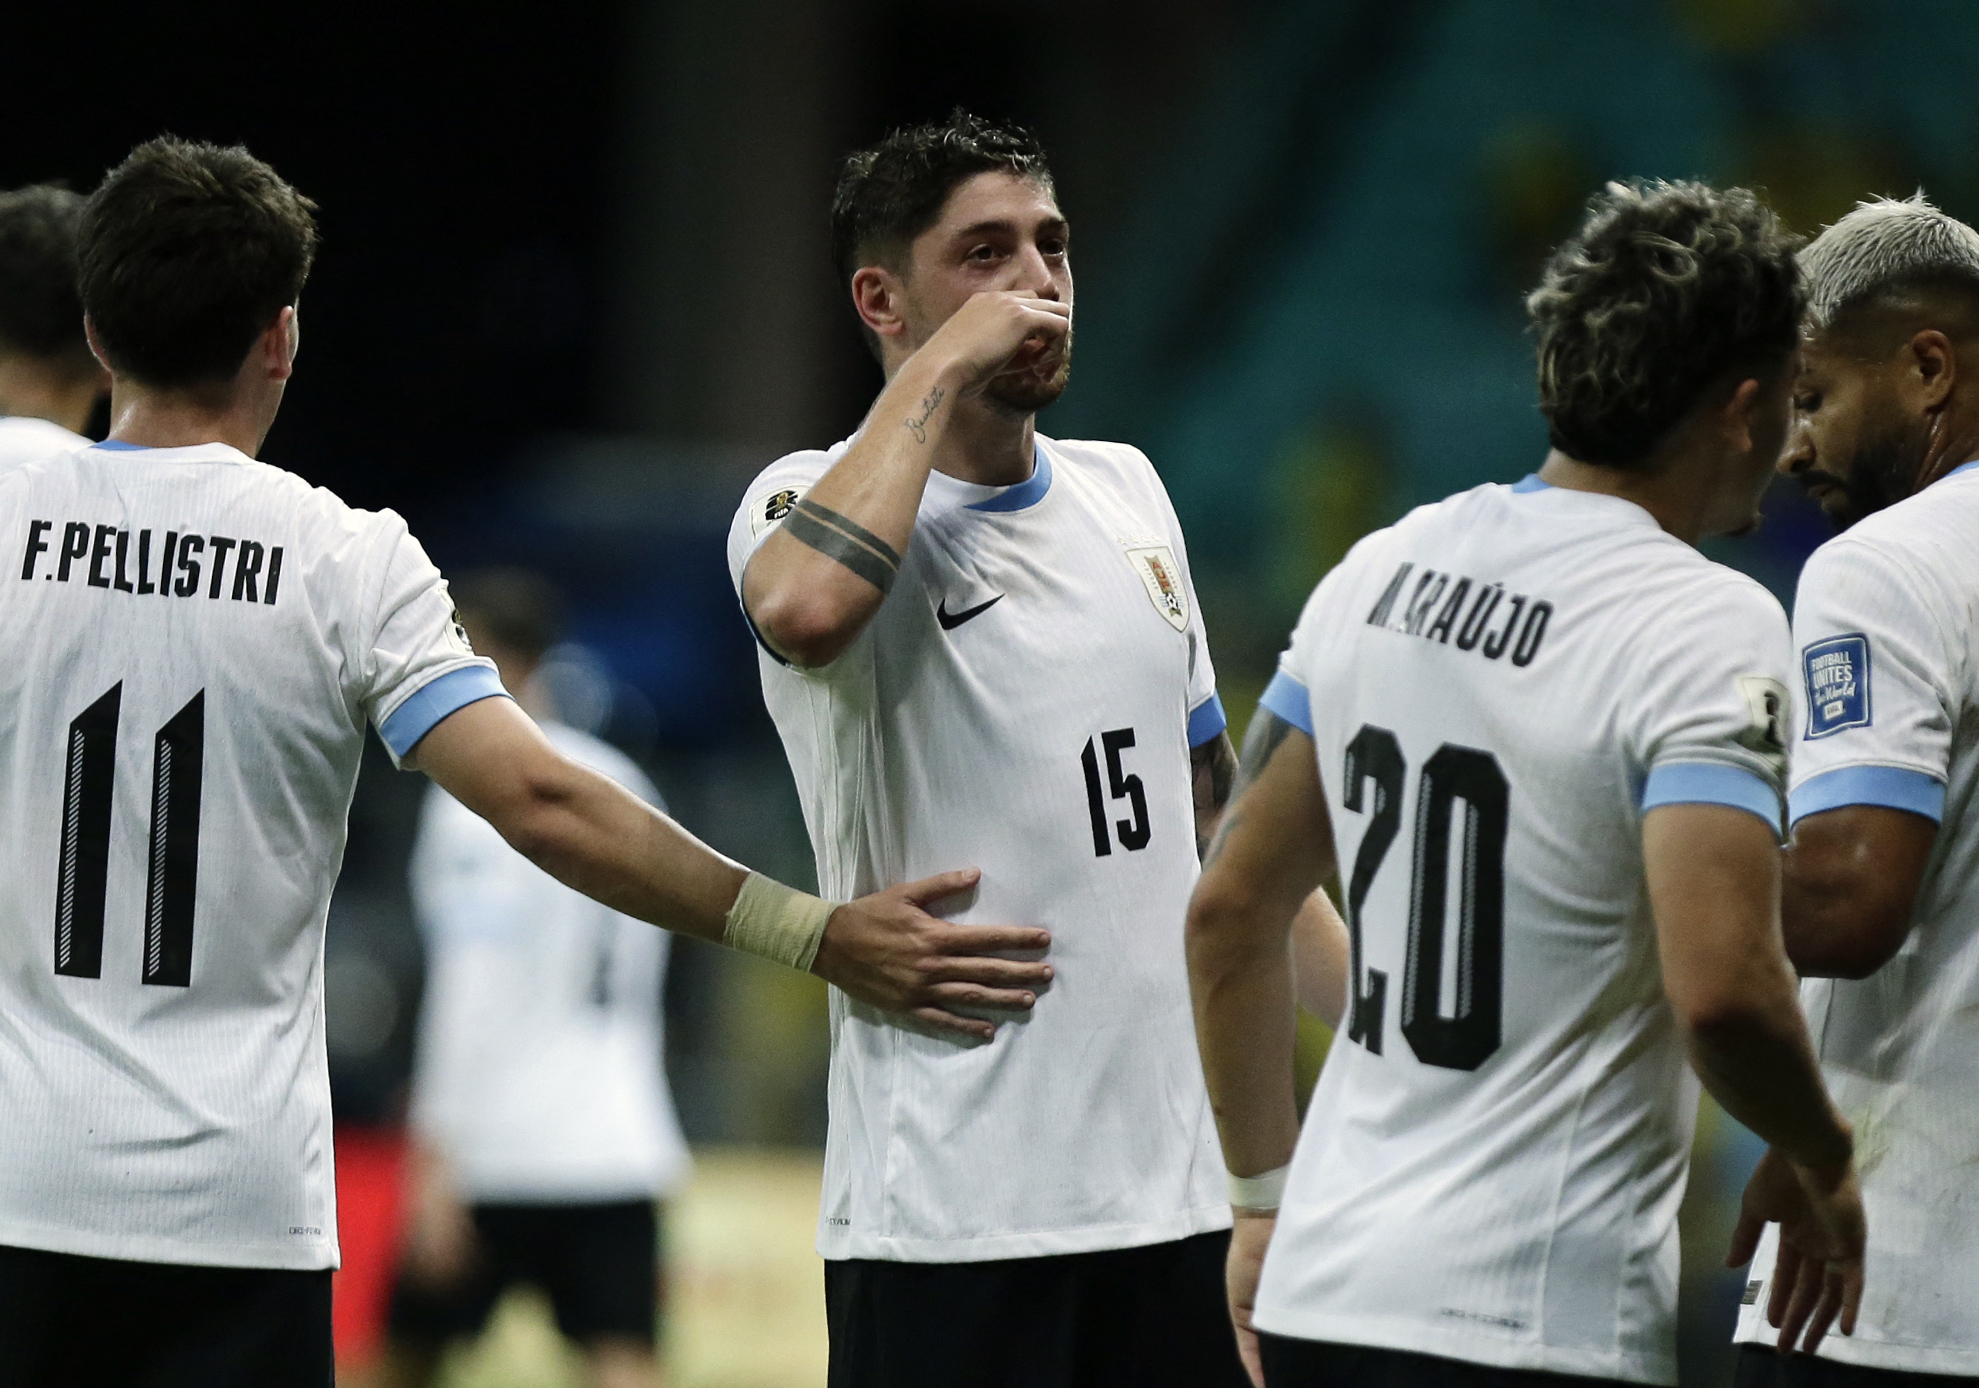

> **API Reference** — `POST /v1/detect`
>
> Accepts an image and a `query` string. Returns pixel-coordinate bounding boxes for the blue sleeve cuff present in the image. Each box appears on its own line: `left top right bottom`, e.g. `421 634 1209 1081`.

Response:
1188 692 1228 747
1789 765 1946 827
1258 669 1314 737
379 664 511 758
1642 762 1782 833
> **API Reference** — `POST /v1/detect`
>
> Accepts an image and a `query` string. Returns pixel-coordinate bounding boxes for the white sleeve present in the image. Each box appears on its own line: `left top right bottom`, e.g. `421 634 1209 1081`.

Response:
1139 453 1224 746
1787 537 1956 826
350 515 506 767
1259 541 1372 738
724 452 837 594
1625 575 1793 833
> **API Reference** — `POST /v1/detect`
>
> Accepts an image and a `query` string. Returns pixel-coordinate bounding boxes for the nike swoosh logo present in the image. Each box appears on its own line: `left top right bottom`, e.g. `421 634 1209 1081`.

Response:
936 594 1004 630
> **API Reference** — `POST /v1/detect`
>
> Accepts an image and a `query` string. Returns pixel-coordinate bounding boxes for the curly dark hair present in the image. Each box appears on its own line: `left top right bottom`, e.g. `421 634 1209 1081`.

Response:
79 137 319 390
830 108 1054 283
1527 180 1804 468
0 184 93 377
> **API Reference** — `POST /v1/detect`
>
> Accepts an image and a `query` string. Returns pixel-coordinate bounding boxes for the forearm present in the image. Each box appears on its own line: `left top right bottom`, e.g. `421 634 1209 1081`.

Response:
1289 890 1349 1030
1687 1003 1851 1168
1188 902 1303 1178
492 761 749 945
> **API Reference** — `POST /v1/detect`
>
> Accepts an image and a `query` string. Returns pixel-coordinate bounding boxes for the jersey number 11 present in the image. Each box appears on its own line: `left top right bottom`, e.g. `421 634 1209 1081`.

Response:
53 682 205 988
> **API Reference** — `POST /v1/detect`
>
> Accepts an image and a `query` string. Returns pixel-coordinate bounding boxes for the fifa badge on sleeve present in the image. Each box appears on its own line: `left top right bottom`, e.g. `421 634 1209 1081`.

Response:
752 488 802 540
1802 634 1871 738
1122 541 1188 632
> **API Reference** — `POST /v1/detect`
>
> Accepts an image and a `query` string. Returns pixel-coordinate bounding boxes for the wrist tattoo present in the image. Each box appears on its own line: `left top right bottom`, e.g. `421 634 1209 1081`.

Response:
905 386 946 444
784 497 903 593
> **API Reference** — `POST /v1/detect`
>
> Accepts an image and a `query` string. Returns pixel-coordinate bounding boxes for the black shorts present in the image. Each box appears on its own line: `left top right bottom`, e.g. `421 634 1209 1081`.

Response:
0 1242 332 1388
389 1199 659 1347
824 1229 1250 1388
1732 1345 1979 1387
1258 1335 1630 1387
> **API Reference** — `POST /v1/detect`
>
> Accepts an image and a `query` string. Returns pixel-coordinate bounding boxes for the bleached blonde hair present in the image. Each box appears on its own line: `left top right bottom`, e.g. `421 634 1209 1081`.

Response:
1801 192 1979 330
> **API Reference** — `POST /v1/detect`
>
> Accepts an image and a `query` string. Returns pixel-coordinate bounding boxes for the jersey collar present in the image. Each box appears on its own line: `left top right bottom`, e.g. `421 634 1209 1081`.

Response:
964 442 1052 513
1510 473 1552 493
1947 459 1979 480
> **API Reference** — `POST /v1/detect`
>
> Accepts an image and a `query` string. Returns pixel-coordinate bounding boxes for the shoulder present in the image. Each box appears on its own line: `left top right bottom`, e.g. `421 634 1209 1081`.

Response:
1041 435 1162 493
0 416 88 467
727 442 848 570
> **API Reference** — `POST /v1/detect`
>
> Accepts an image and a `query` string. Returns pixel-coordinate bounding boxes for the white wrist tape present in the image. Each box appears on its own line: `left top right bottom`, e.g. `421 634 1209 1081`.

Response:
1227 1164 1290 1211
723 872 835 973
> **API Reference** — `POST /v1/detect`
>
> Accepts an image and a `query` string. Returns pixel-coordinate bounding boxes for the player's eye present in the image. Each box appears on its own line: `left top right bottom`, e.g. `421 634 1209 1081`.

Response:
1792 392 1821 413
1040 239 1067 258
967 244 999 262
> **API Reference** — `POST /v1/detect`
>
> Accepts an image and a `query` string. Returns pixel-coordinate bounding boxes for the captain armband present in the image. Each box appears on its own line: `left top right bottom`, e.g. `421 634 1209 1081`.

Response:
723 871 839 973
1228 1164 1290 1212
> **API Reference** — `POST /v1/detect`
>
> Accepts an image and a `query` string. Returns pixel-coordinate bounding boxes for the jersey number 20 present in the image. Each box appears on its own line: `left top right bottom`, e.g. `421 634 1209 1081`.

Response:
1342 725 1507 1072
53 683 205 988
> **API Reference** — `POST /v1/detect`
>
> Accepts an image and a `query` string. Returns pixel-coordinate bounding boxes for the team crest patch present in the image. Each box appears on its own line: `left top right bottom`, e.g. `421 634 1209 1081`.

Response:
1803 634 1870 738
1123 543 1188 632
751 488 802 539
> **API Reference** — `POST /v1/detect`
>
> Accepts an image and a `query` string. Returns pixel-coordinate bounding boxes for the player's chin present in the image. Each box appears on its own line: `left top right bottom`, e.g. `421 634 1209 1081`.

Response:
986 360 1072 413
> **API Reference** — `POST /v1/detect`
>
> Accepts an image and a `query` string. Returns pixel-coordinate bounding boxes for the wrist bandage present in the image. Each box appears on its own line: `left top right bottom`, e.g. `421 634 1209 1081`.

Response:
722 871 836 972
1227 1164 1290 1211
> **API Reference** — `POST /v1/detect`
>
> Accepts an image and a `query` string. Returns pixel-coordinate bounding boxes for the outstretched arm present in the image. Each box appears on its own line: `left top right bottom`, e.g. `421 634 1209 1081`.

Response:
1185 708 1336 1386
1645 803 1864 1351
408 696 1053 1040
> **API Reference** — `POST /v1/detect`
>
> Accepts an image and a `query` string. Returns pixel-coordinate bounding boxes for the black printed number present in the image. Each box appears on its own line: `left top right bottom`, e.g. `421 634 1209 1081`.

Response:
1340 725 1507 1072
1081 728 1150 857
54 682 206 987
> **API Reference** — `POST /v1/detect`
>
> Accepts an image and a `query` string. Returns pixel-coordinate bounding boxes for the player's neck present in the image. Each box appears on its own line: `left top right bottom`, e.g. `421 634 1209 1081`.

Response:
1917 406 1979 492
929 397 1037 489
1535 448 1714 546
0 356 100 436
104 381 279 457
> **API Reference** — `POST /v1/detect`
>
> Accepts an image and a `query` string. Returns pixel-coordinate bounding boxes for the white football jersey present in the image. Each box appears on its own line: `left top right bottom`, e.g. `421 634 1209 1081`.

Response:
1733 460 1979 1375
0 415 88 474
1253 477 1792 1385
0 440 503 1270
409 721 691 1204
727 433 1231 1263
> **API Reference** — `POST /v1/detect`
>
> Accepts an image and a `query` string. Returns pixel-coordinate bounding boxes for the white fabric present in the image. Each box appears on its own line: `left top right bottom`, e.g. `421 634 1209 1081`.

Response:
1733 465 1979 1375
0 415 87 474
1253 479 1792 1385
0 441 496 1269
408 721 691 1204
727 433 1229 1263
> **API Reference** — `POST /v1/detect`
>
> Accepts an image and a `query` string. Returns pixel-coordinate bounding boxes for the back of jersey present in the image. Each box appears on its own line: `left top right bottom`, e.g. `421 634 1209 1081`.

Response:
0 441 496 1271
1252 478 1790 1385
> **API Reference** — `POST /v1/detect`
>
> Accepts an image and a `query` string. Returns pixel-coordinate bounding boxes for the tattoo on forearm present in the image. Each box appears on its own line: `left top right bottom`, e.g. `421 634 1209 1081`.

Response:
1193 733 1238 859
1203 713 1296 866
905 386 946 444
783 497 903 593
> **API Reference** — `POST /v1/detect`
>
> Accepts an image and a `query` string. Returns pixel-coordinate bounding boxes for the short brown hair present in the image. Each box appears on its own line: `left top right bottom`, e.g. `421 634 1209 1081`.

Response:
79 137 319 389
0 184 93 378
1528 180 1803 467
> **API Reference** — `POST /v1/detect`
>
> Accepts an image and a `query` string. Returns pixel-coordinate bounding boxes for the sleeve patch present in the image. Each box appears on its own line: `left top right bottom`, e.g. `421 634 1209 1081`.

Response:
1803 634 1870 739
750 487 803 540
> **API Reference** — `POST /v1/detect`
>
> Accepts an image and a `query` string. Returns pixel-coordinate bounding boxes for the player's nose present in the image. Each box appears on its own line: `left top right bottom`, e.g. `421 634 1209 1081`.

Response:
1775 424 1813 477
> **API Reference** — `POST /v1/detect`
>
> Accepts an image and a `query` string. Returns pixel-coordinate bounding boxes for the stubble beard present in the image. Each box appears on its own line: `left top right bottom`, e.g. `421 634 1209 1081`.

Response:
985 327 1074 414
1820 414 1927 531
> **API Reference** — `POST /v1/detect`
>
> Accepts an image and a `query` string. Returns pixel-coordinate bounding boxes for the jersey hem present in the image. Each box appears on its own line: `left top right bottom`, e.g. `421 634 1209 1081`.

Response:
816 1203 1232 1264
1730 1323 1979 1376
0 1217 340 1272
1249 1309 1672 1386
1787 763 1946 826
377 660 506 761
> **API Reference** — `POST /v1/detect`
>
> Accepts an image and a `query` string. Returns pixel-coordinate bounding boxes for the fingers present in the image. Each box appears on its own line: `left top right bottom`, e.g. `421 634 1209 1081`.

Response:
1838 1260 1863 1337
897 868 981 907
1768 1240 1804 1329
930 923 1052 955
1776 1253 1825 1354
922 982 1039 1012
923 955 1053 988
908 1006 996 1043
1236 1326 1265 1388
1726 1211 1764 1268
1795 1263 1850 1354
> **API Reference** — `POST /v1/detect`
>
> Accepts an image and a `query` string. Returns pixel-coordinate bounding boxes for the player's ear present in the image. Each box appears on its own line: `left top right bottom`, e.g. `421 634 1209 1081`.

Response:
1720 375 1763 455
851 265 908 342
262 307 298 383
1907 328 1955 411
83 316 113 374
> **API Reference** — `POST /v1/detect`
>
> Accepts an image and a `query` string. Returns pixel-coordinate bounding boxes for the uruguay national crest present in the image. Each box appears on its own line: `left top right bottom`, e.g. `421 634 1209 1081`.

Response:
1123 542 1188 632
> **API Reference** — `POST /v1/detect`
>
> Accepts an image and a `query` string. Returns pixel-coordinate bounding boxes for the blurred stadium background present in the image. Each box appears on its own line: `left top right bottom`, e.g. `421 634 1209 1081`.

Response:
13 0 1979 1382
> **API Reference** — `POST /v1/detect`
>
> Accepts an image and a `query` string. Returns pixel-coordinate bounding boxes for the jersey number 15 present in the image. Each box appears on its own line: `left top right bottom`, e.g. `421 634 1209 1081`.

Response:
52 682 205 988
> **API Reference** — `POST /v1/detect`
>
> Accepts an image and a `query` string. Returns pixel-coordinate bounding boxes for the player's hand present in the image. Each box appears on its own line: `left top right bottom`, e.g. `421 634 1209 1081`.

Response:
812 868 1052 1042
401 1148 477 1291
919 290 1071 394
1727 1142 1866 1354
1225 1209 1275 1388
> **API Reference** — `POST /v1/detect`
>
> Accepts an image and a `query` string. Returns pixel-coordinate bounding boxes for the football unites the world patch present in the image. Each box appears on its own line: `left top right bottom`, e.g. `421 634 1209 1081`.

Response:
1122 542 1188 631
1803 633 1871 738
